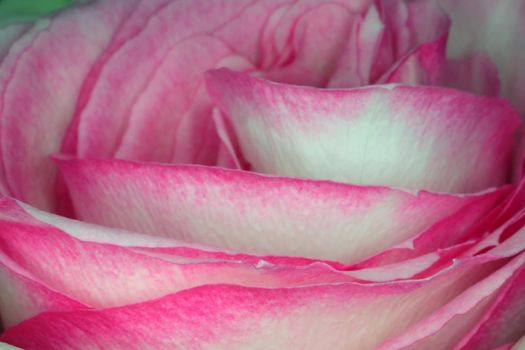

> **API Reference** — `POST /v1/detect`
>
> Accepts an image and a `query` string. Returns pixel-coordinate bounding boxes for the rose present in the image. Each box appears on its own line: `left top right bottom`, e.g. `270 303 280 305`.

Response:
0 0 525 349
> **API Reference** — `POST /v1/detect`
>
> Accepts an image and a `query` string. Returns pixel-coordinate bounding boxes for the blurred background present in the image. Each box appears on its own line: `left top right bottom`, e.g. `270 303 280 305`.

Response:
0 0 76 27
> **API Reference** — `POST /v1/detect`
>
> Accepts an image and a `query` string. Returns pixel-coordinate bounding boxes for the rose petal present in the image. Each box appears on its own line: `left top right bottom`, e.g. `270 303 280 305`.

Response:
263 3 363 87
512 335 525 350
0 1 138 211
57 157 506 263
206 69 519 193
350 187 510 267
379 35 500 97
376 251 525 350
0 253 85 327
0 202 365 314
379 227 525 350
5 196 473 281
370 0 450 82
326 4 384 88
70 0 271 164
454 262 525 350
0 252 517 350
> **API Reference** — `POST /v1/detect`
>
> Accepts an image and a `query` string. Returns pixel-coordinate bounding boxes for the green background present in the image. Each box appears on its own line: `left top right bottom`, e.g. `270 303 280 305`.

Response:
0 0 77 27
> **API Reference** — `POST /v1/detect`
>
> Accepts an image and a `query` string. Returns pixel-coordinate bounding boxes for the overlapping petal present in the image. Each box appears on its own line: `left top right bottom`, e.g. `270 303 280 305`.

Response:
57 157 509 263
206 69 519 193
1 250 523 349
0 0 139 211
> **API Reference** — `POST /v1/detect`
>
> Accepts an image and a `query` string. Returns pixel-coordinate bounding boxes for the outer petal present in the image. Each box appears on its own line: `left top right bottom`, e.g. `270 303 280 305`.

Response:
70 0 272 164
206 69 519 193
0 0 139 211
0 254 85 327
57 158 506 263
0 200 366 315
0 255 512 350
376 228 525 350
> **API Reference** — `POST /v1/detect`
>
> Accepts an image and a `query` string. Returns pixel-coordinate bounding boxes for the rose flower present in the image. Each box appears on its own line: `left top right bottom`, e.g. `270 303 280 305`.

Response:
0 0 525 349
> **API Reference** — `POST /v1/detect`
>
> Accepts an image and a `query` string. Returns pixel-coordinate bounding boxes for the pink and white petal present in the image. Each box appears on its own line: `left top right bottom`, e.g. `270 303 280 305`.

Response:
352 187 511 267
206 69 519 193
10 197 446 278
58 157 506 263
0 215 373 310
0 1 139 211
441 0 525 113
376 252 525 350
453 261 525 350
0 255 510 350
0 253 86 327
0 20 51 198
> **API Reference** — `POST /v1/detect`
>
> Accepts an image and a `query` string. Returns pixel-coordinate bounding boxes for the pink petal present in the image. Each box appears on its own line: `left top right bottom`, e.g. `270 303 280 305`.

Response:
379 35 500 97
262 3 362 87
0 1 138 211
59 0 177 156
5 196 474 281
327 5 384 88
70 0 269 164
206 69 519 193
0 253 517 350
349 186 510 267
58 157 506 263
0 252 85 327
0 202 366 313
376 229 525 350
370 0 450 82
454 260 525 349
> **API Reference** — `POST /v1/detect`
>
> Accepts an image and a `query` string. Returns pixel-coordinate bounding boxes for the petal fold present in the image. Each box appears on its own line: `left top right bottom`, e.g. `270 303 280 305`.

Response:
206 69 519 193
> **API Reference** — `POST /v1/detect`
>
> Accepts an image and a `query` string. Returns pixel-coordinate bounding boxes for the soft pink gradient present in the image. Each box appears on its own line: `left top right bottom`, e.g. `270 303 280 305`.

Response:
206 69 519 193
0 0 523 348
57 157 509 263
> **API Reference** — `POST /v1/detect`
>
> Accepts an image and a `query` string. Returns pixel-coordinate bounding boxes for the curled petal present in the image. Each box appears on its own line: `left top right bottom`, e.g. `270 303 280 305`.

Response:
206 69 519 193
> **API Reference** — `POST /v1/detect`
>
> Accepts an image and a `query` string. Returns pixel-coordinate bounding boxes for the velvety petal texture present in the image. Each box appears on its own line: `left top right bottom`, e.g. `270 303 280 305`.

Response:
206 69 519 193
1 243 524 349
0 1 139 211
1 0 524 349
57 157 508 262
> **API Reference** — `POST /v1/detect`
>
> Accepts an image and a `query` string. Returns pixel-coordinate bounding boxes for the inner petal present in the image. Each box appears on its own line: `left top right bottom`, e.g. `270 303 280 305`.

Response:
206 69 519 193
